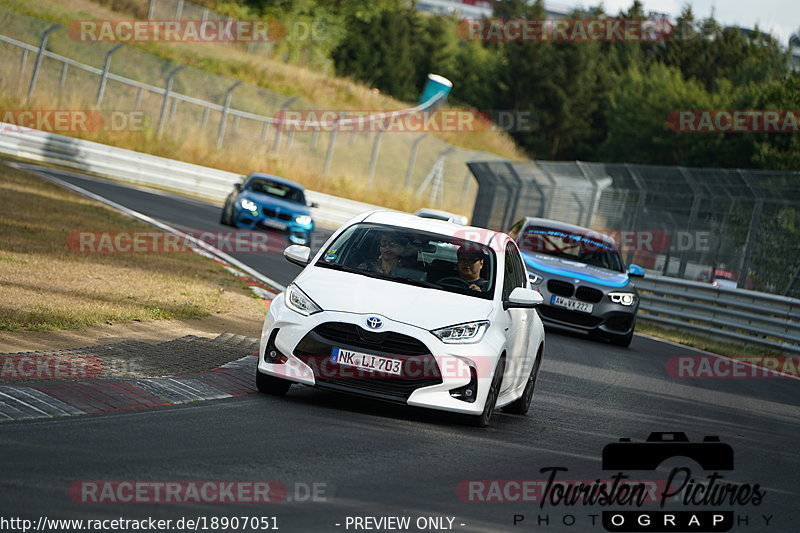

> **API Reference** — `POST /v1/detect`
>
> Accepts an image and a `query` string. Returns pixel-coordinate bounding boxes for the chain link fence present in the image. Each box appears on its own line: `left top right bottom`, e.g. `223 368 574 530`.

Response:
0 7 502 213
469 160 800 298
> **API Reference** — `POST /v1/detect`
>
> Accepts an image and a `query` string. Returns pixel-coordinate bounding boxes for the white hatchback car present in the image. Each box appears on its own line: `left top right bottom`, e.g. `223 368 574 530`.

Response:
256 211 545 426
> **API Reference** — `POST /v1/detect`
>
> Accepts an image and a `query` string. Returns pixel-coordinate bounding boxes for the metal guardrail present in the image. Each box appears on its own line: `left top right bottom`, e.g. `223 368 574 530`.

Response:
635 275 800 354
0 124 389 228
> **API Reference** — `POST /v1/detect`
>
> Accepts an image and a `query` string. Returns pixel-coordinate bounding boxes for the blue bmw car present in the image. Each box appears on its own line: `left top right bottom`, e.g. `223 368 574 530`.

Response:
508 217 645 347
220 173 316 245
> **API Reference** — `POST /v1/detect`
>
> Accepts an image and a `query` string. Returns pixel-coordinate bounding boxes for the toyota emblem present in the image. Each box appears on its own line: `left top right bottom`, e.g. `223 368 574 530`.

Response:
366 316 383 330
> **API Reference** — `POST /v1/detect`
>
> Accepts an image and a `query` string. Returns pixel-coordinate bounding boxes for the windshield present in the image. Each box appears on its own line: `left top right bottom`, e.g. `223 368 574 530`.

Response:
315 223 496 299
519 226 625 272
246 178 305 204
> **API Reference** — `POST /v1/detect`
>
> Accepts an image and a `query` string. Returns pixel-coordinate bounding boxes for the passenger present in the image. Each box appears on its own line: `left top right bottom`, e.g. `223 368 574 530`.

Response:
359 231 412 275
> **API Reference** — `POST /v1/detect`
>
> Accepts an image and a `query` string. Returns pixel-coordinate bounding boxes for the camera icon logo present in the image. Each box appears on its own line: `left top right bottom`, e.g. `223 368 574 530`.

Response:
602 432 734 471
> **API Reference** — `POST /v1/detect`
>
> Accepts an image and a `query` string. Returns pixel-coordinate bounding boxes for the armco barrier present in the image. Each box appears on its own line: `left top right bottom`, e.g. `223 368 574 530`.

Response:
0 124 389 228
635 275 800 354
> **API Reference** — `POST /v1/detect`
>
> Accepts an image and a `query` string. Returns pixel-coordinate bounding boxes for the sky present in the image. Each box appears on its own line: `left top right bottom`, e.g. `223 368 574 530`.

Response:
585 0 798 44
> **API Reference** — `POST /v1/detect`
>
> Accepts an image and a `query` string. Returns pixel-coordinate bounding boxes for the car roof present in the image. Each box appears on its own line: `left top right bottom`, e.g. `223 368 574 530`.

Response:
362 211 503 245
520 217 618 247
247 173 305 190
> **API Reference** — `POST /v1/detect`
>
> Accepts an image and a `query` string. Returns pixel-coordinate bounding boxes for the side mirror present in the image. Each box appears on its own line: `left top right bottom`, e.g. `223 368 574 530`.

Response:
234 182 243 192
504 287 543 310
283 245 311 267
628 264 645 278
308 201 319 208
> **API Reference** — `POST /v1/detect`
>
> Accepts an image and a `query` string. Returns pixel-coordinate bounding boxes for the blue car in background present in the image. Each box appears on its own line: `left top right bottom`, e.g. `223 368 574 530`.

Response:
220 173 317 245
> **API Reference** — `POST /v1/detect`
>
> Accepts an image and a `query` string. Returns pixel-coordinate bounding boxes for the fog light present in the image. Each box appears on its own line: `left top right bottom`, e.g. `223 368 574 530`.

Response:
449 366 478 403
264 329 287 364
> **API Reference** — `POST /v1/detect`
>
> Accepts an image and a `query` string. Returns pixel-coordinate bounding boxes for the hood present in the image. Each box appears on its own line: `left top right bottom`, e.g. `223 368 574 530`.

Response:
239 191 309 215
294 267 494 331
523 252 630 288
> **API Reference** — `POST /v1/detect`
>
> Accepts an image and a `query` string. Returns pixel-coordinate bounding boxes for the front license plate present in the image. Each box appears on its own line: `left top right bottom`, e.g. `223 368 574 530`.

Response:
330 348 402 376
551 295 594 313
260 218 287 230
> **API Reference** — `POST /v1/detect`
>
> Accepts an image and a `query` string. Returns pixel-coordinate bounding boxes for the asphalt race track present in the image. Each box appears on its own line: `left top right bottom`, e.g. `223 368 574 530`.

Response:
1 164 798 533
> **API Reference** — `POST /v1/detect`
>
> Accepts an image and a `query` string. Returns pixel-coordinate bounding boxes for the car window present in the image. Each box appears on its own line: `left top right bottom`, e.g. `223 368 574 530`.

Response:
503 242 526 300
246 178 305 204
508 242 527 289
519 225 624 272
316 223 496 299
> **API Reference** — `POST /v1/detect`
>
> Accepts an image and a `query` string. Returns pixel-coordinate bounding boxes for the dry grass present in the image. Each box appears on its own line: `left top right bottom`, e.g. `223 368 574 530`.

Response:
0 0 527 217
0 87 478 215
0 163 263 331
0 0 527 161
637 321 778 359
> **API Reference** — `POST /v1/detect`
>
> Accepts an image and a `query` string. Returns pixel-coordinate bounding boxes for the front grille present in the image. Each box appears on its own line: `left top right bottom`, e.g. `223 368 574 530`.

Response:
539 305 603 328
576 286 603 303
262 208 293 221
256 221 288 232
547 279 574 297
314 322 428 356
293 322 441 401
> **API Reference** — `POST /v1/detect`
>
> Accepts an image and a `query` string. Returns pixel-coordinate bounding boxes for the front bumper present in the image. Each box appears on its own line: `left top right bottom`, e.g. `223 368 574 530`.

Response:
257 296 503 415
531 277 638 336
232 207 313 244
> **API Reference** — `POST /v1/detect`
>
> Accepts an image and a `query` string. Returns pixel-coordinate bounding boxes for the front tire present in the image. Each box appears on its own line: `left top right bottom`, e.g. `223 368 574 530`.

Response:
469 357 505 428
220 201 234 226
256 370 291 396
504 350 542 415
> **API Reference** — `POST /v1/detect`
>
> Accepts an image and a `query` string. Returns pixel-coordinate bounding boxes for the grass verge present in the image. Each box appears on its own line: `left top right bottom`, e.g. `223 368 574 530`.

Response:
0 162 263 331
637 321 780 359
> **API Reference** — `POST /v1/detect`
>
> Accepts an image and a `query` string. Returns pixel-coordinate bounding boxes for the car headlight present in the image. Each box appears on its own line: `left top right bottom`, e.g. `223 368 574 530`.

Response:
609 292 636 306
240 199 257 212
295 215 312 225
528 271 544 285
284 284 322 316
431 321 489 344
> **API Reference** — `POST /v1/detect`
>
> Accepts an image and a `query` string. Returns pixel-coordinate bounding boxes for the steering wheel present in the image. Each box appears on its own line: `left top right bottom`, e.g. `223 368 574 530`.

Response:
436 276 474 289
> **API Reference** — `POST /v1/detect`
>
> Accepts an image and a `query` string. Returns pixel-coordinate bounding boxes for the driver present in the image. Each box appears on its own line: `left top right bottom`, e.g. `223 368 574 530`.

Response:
452 247 490 292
